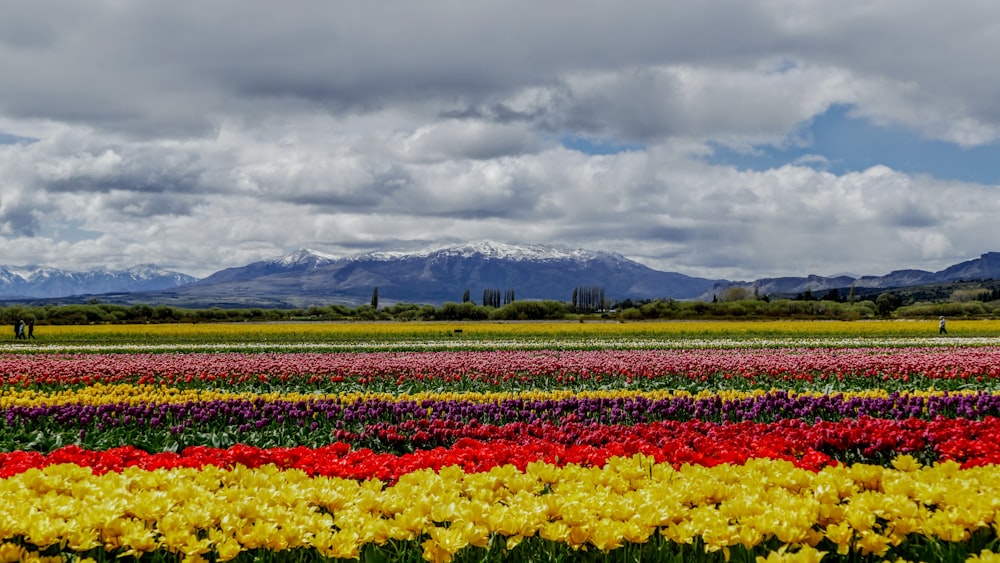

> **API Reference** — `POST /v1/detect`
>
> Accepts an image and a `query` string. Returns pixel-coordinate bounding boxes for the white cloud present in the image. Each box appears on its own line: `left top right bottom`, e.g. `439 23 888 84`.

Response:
0 0 998 283
402 120 544 162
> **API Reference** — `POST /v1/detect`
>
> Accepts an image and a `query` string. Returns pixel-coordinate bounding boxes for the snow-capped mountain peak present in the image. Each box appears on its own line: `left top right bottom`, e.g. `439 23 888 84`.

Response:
172 238 718 307
405 240 626 263
124 264 173 280
0 264 196 298
269 249 338 267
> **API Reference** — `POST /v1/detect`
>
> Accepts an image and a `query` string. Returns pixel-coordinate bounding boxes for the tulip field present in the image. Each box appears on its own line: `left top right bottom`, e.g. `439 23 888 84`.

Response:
5 320 1000 562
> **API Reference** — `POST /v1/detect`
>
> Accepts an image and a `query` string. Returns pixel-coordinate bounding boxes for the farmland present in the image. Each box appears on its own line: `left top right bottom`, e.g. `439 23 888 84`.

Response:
1 320 1000 562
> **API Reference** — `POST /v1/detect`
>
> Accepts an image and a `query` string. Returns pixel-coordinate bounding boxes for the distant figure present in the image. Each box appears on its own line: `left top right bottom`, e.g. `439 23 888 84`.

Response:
27 320 34 339
12 321 18 340
939 316 947 335
16 320 24 340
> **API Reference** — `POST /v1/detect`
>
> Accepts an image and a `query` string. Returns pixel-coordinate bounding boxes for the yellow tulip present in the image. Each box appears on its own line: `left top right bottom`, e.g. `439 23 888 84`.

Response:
824 522 854 555
0 543 26 563
967 550 1000 562
3 458 1000 560
855 529 892 557
755 543 827 562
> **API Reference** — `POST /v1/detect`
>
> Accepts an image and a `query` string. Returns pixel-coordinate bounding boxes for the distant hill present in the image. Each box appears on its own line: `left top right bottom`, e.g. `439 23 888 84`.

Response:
702 252 1000 300
6 245 1000 309
145 241 724 308
0 264 196 299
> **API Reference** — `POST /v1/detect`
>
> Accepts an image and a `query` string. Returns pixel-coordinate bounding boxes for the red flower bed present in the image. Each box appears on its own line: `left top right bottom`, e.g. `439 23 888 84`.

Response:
5 416 999 481
4 347 1000 387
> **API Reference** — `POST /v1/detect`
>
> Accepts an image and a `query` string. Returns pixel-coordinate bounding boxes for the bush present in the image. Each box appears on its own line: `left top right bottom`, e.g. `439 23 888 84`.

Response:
490 301 567 321
433 302 491 321
619 307 643 320
895 301 989 318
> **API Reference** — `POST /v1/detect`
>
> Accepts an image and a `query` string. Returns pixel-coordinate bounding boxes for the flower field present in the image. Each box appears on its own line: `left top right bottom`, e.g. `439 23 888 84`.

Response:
3 321 1000 562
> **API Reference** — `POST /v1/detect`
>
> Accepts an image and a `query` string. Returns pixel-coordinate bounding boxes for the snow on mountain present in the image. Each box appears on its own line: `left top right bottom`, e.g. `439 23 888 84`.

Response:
123 264 184 281
267 248 338 267
16 243 1000 308
356 240 626 263
0 264 196 298
191 248 339 286
167 240 720 307
430 240 620 262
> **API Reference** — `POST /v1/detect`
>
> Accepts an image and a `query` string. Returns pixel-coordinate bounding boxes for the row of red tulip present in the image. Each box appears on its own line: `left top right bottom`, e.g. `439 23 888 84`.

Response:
3 414 999 481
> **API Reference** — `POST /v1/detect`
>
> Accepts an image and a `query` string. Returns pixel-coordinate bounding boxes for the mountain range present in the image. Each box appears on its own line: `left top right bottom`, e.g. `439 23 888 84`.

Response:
4 242 1000 307
702 251 1000 299
135 241 721 308
0 264 196 299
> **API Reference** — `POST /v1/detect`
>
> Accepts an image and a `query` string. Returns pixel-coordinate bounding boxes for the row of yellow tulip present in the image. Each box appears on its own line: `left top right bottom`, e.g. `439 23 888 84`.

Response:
0 383 980 408
24 319 1000 342
1 455 998 562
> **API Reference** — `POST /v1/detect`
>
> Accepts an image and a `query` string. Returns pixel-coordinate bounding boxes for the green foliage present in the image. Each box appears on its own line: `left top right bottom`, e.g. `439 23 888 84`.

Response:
571 285 605 312
718 287 752 302
876 293 902 317
483 288 504 308
490 300 567 320
5 278 1000 325
895 301 989 318
433 302 492 321
619 307 643 320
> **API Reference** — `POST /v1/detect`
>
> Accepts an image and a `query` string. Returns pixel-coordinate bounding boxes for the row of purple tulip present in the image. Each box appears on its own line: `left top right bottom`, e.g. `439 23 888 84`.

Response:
2 390 996 452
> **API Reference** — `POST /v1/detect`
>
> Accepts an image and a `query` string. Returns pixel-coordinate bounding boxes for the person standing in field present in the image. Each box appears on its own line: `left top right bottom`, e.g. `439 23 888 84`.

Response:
939 316 947 334
27 319 34 339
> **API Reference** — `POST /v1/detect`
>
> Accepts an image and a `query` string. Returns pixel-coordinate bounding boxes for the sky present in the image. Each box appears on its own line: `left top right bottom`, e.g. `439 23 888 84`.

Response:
1 1 999 281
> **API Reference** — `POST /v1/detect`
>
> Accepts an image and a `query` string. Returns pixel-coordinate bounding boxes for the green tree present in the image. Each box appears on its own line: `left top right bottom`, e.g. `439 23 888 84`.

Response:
572 286 605 313
875 293 900 318
483 288 501 308
504 289 515 305
720 287 752 302
821 288 842 302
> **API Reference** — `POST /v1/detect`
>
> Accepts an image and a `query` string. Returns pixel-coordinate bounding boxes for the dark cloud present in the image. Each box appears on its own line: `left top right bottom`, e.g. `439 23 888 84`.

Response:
0 4 84 50
0 1 787 139
0 1 996 149
557 223 705 244
889 204 940 229
45 170 206 196
107 192 196 218
558 71 685 142
0 202 39 236
440 103 549 124
281 189 396 209
41 149 210 196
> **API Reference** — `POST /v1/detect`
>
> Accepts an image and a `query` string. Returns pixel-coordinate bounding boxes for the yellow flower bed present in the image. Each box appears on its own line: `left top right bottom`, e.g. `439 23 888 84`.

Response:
29 318 1000 341
1 456 998 562
0 383 978 408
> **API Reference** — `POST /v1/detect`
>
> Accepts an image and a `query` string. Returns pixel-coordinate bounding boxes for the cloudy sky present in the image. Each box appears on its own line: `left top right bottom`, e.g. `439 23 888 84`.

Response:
1 1 999 281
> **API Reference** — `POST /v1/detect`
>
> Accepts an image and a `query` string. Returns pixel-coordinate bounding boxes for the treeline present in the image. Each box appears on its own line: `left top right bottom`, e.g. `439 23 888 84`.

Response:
0 298 885 325
481 288 515 309
614 298 880 320
572 286 606 313
0 300 572 325
3 293 998 326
